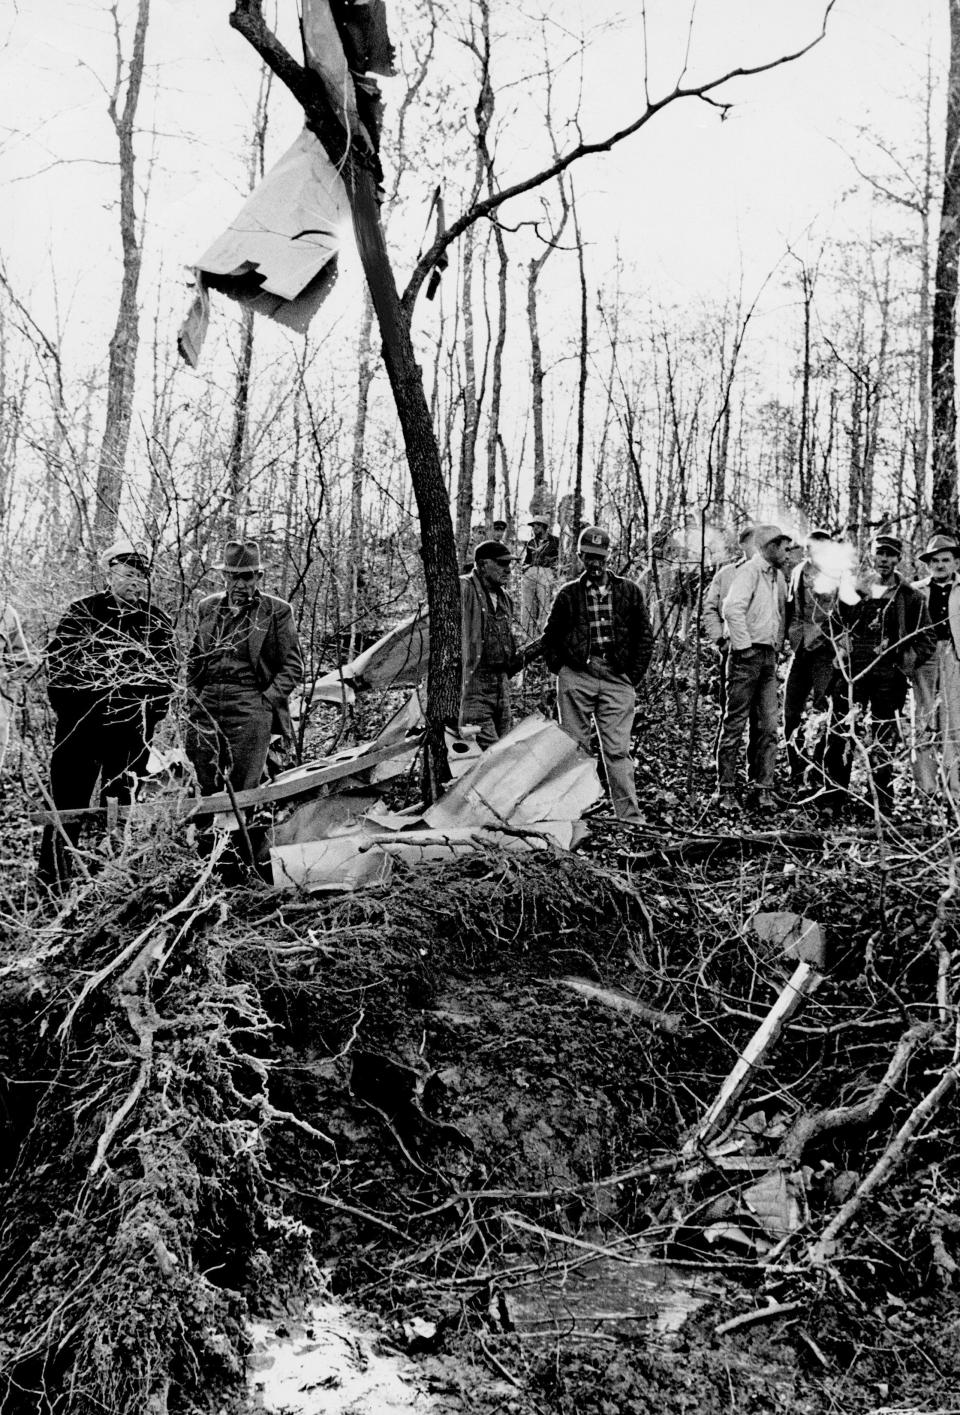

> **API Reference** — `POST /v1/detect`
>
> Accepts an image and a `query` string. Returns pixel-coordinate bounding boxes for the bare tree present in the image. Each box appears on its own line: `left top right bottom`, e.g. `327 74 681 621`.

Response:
229 0 837 791
93 0 151 548
932 0 960 528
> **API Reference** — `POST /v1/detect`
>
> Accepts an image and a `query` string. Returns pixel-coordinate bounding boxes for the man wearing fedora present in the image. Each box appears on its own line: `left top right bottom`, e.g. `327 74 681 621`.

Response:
821 532 934 819
37 538 177 887
519 514 560 637
912 532 960 800
185 539 303 797
542 525 653 821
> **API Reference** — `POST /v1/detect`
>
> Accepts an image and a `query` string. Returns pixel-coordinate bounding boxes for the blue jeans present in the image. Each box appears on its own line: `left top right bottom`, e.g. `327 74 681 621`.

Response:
716 645 778 789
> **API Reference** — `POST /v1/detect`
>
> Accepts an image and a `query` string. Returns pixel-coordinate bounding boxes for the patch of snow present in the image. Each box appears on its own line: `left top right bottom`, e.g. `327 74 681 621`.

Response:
247 1303 438 1414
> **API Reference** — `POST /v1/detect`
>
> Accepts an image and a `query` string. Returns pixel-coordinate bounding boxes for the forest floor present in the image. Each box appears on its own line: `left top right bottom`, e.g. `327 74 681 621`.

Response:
0 657 958 1414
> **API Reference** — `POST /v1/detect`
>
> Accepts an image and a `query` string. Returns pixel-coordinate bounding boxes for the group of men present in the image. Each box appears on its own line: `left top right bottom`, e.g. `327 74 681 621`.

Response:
18 507 960 890
36 536 303 886
704 522 958 818
460 525 653 821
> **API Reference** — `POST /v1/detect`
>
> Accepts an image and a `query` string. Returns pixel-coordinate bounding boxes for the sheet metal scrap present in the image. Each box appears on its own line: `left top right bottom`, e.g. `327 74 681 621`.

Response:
270 716 602 893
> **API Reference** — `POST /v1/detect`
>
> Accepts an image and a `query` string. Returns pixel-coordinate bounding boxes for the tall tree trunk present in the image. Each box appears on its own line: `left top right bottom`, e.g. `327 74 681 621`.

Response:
797 262 815 507
570 185 588 572
348 168 460 795
348 291 376 653
93 0 151 548
455 224 479 560
226 309 254 528
916 50 935 523
484 224 508 527
931 0 960 530
226 63 272 533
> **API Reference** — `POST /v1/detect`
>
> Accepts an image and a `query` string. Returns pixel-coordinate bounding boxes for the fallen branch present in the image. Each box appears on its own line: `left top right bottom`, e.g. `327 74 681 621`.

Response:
808 1063 960 1265
714 1300 801 1336
551 976 682 1034
781 1019 938 1165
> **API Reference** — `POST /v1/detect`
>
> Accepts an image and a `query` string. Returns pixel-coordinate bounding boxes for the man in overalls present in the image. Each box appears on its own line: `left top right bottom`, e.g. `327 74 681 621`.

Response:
460 540 524 749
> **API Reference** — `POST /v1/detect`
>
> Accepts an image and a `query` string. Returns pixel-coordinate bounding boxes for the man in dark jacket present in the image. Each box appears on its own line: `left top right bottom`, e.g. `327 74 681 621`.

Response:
37 537 177 886
460 540 524 749
185 539 303 796
822 532 935 818
542 526 653 821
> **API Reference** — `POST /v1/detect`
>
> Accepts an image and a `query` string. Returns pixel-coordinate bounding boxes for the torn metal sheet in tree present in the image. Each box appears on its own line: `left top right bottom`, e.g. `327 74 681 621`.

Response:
270 716 602 892
178 129 347 366
310 609 429 706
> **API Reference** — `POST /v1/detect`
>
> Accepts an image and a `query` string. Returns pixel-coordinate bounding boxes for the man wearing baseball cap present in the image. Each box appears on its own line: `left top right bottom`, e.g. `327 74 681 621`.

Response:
37 537 177 888
715 523 792 810
459 540 528 749
542 525 653 821
821 531 934 819
912 531 960 800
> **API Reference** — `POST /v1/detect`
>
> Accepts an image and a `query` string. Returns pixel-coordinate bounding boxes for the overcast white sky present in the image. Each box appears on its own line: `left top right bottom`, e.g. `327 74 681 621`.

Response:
0 0 945 377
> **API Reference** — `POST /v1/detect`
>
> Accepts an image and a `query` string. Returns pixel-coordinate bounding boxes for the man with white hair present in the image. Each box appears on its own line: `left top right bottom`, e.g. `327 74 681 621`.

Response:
37 538 177 887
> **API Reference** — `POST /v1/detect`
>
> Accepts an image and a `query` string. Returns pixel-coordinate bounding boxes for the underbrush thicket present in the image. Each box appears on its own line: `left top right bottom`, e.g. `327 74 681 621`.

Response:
0 669 957 1412
0 782 958 1412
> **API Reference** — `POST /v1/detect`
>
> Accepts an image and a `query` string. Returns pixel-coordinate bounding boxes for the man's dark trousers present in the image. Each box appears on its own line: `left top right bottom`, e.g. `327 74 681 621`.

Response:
187 684 273 795
37 702 155 886
822 670 906 816
716 645 778 789
783 642 834 784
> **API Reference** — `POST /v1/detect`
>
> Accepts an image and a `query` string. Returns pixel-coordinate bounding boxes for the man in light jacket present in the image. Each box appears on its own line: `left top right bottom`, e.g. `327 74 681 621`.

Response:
912 532 960 800
702 525 754 740
715 523 792 810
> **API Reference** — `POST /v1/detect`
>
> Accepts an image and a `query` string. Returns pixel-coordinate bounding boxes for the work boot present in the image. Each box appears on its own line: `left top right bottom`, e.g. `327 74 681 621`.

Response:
712 787 739 818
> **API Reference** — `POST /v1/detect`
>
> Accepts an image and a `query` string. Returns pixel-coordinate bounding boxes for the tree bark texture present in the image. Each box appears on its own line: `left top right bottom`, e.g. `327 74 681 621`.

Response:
347 166 461 794
94 0 151 549
932 0 960 530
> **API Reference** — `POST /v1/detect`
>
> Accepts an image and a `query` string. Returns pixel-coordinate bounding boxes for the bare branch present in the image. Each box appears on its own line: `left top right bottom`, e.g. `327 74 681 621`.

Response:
401 1 838 314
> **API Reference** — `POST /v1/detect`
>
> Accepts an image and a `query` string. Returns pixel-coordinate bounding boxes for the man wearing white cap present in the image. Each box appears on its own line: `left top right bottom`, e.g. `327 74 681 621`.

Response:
37 538 177 887
912 532 960 800
542 525 653 821
716 523 791 809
